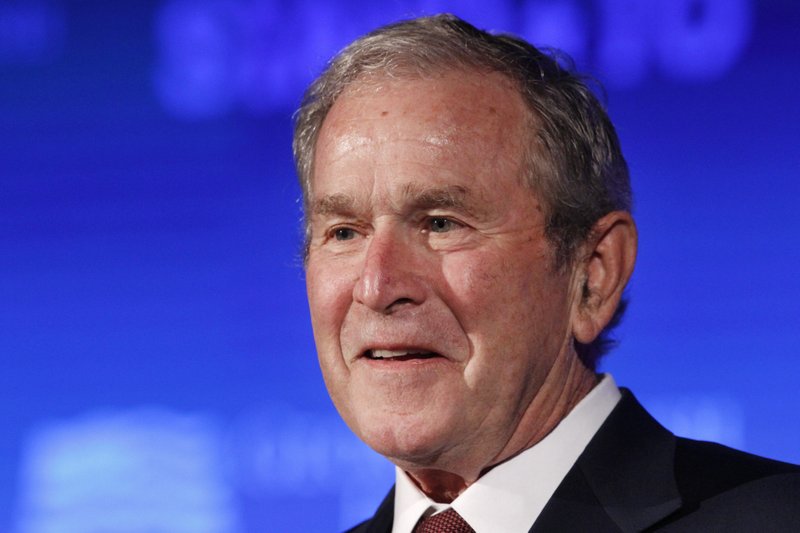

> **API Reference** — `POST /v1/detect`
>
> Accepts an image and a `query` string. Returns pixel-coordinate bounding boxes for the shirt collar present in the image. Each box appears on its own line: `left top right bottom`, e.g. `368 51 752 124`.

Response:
392 374 621 533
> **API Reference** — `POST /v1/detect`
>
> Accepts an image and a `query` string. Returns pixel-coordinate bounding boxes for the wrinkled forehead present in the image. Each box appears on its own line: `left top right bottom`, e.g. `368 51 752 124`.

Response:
313 70 533 179
331 68 528 125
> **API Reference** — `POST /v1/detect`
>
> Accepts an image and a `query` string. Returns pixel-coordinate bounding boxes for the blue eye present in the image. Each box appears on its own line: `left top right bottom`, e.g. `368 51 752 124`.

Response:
429 217 454 233
334 227 356 241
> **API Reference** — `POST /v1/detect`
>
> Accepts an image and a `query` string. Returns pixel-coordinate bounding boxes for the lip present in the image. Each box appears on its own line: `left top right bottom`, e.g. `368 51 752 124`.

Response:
357 351 450 371
354 345 449 364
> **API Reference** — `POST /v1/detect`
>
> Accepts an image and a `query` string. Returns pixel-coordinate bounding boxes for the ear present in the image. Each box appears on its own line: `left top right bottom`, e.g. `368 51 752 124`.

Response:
571 211 638 345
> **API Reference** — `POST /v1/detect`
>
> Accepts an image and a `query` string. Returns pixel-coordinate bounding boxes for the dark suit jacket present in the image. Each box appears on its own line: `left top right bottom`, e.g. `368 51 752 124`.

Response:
346 390 800 532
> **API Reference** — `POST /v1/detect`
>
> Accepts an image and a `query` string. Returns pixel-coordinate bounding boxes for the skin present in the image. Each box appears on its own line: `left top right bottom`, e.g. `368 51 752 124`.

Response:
305 70 636 502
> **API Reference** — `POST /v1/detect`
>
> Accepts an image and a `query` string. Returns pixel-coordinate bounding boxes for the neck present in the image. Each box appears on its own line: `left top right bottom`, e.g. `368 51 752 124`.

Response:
405 469 471 503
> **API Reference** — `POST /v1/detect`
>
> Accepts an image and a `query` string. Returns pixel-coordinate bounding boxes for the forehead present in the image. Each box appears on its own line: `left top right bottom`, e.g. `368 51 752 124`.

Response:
331 69 525 122
312 70 531 187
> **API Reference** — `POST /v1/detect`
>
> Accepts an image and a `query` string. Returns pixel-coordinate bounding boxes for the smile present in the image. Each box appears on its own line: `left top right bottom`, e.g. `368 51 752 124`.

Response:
364 349 442 361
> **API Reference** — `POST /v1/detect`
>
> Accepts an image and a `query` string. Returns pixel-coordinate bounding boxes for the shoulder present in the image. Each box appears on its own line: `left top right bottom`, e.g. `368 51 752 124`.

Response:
659 438 800 531
673 437 800 501
584 390 800 530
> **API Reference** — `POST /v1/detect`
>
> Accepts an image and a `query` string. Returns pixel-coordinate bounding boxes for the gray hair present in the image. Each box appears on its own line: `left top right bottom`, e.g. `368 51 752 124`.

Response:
292 14 632 368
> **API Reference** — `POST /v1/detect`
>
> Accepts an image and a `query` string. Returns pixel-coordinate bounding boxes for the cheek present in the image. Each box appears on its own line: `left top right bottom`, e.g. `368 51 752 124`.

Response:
440 249 570 366
306 262 359 413
306 261 357 346
439 250 529 321
438 252 526 367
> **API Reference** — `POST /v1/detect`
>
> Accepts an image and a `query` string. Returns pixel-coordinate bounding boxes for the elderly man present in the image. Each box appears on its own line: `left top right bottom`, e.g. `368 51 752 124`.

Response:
293 14 799 533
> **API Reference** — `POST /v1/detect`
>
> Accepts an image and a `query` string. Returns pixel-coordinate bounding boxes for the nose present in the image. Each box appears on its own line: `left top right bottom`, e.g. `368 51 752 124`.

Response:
352 228 427 313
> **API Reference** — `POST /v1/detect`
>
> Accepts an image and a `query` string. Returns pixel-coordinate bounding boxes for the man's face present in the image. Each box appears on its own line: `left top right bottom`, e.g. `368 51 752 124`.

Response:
305 71 581 474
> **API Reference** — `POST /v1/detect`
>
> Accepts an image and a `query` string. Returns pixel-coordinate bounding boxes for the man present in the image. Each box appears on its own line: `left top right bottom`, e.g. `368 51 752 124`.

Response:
293 14 800 532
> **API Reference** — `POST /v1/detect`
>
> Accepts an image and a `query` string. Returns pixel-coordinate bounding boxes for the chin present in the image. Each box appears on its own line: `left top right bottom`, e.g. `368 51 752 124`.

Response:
351 409 457 466
332 372 471 465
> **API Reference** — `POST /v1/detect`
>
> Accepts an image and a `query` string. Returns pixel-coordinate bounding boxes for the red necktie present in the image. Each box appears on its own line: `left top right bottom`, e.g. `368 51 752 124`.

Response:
414 508 475 533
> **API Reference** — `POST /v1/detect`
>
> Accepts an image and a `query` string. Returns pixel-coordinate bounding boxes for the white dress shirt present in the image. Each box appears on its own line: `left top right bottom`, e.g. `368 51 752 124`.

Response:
391 374 621 533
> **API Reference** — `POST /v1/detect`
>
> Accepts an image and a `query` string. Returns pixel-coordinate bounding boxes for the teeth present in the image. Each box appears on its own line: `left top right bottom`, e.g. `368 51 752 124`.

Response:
370 349 430 359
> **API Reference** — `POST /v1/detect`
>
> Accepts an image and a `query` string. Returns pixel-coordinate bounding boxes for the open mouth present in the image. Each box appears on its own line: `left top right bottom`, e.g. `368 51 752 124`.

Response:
364 349 442 361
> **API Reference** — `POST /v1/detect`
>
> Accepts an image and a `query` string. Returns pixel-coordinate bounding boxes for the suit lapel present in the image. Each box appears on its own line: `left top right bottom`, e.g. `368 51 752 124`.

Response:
532 390 683 533
529 463 623 532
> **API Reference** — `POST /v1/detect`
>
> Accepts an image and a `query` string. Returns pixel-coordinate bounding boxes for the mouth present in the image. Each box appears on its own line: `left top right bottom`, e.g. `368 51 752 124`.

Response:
363 349 443 362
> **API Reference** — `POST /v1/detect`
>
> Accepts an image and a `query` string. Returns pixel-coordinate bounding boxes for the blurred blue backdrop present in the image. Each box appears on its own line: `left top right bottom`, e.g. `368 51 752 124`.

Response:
2 0 798 531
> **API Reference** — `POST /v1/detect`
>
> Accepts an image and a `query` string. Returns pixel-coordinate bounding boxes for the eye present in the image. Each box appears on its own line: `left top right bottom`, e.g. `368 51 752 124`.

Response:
428 217 456 233
333 227 357 241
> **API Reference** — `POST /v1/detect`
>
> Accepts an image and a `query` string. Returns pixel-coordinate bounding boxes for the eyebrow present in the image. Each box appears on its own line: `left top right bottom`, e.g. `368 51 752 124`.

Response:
400 184 480 216
311 193 361 217
310 184 483 219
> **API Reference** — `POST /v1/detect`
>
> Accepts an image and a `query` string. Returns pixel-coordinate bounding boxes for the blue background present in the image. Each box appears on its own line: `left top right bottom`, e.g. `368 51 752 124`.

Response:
2 0 798 531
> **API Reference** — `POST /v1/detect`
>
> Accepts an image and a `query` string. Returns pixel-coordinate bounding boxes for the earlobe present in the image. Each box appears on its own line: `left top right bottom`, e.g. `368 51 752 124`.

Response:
571 211 638 344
